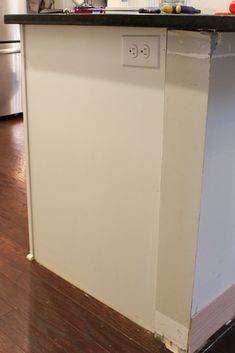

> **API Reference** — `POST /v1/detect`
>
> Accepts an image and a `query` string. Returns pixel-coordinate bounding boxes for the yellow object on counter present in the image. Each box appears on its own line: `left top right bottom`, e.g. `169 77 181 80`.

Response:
161 4 174 13
161 3 201 14
176 4 182 13
161 4 182 13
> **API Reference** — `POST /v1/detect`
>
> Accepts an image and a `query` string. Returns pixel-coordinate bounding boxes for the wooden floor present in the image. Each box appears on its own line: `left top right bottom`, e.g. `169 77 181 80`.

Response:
0 116 169 353
0 116 234 353
198 321 235 353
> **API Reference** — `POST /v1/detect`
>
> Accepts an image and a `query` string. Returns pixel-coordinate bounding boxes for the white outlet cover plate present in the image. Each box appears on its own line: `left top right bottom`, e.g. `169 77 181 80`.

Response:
122 35 160 69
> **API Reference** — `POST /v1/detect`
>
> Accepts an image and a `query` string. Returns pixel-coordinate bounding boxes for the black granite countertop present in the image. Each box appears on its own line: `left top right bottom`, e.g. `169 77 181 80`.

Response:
4 13 235 32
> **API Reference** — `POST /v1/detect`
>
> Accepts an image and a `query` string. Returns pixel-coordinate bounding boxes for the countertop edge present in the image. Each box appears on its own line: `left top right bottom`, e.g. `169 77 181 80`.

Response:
4 14 235 32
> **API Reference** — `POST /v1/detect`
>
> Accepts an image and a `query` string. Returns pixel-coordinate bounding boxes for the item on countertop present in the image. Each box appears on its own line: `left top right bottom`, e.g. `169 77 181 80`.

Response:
230 1 235 13
215 0 235 15
162 4 201 13
72 0 107 7
39 8 71 12
72 0 106 12
74 4 105 12
139 7 161 13
27 0 55 13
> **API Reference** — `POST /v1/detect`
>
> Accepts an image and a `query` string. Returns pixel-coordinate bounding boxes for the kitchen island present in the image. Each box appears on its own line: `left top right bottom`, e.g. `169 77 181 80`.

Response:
5 13 235 353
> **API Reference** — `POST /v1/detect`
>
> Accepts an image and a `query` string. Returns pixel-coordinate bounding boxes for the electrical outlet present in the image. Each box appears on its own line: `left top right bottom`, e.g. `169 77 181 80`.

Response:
122 35 160 68
129 44 138 58
140 44 150 59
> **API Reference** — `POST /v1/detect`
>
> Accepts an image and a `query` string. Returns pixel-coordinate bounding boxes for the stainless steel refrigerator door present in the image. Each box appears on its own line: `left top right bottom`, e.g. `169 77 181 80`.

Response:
0 0 26 42
0 42 22 117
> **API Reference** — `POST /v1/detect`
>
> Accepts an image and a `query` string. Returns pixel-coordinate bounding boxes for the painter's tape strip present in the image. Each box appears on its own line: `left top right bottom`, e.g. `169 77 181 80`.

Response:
212 53 235 59
167 51 210 59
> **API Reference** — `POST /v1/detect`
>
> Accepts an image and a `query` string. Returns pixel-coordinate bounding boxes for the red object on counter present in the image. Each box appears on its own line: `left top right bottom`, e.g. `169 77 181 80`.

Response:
215 1 235 14
229 1 235 13
74 6 105 13
74 8 93 13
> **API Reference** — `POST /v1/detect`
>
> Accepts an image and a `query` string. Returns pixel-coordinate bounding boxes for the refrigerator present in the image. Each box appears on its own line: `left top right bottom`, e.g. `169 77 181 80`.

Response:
0 0 26 117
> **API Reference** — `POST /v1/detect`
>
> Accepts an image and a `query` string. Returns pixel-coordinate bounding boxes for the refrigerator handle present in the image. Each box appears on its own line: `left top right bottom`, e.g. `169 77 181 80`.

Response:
0 48 21 55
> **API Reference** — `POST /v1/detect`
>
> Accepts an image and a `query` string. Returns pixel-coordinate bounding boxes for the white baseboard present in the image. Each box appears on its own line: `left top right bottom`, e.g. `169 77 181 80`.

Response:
190 283 235 353
155 311 189 353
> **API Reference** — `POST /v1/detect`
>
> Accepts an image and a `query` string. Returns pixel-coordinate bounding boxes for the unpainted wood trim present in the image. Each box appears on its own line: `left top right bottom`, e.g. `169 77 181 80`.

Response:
190 283 235 353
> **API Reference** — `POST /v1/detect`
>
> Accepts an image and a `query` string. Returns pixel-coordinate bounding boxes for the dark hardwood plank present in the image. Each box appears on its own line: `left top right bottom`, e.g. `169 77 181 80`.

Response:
32 262 163 353
0 236 167 353
0 269 157 353
0 330 25 353
0 297 13 318
199 321 235 353
0 310 63 353
209 324 235 353
0 117 29 250
0 171 28 249
0 209 161 352
0 309 103 353
0 272 109 353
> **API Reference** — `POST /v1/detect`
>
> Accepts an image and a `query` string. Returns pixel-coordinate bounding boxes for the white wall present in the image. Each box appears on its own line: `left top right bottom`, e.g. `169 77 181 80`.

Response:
54 0 74 9
107 0 158 8
192 33 235 316
108 0 230 12
56 0 230 12
190 0 230 13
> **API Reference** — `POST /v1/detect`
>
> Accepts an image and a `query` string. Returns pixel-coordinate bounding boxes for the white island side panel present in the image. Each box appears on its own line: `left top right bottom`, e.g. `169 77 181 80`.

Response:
24 25 166 330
